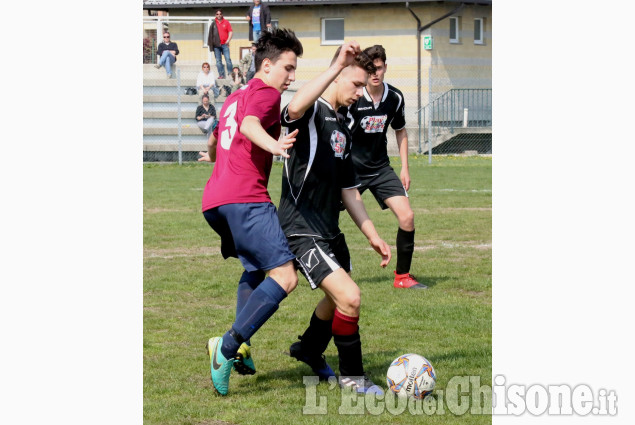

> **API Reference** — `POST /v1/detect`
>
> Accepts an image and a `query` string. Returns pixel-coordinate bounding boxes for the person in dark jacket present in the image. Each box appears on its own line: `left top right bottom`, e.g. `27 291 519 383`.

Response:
155 32 179 79
195 95 217 135
246 0 271 42
207 8 234 79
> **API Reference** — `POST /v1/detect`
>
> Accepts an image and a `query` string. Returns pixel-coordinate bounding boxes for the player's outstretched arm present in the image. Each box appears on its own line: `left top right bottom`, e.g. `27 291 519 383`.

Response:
241 116 298 158
286 41 361 121
198 132 218 163
341 188 391 268
395 128 410 191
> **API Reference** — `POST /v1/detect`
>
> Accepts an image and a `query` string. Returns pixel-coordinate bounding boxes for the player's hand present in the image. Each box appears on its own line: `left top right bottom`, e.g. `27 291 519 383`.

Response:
335 41 361 69
400 167 411 191
273 128 299 158
198 151 212 162
369 236 391 268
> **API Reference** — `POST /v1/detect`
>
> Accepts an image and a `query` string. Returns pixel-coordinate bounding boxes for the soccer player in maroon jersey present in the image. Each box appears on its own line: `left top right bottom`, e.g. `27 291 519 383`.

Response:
197 29 302 396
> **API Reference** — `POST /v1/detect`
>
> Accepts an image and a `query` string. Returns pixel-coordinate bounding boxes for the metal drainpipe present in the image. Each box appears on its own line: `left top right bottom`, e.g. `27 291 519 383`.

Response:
405 3 422 153
406 2 467 157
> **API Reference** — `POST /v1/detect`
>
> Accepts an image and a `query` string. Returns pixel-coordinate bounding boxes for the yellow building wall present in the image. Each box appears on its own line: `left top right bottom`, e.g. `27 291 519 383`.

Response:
152 3 491 112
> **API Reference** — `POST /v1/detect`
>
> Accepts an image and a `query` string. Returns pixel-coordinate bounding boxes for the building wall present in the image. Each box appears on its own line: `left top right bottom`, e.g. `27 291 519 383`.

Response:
150 3 491 115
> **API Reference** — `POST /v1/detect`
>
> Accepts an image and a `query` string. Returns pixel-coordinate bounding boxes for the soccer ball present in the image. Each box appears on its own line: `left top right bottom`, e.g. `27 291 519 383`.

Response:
386 354 436 399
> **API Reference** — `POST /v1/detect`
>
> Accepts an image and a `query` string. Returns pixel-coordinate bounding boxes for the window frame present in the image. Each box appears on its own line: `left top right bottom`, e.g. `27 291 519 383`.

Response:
449 16 460 44
474 18 484 45
321 18 345 46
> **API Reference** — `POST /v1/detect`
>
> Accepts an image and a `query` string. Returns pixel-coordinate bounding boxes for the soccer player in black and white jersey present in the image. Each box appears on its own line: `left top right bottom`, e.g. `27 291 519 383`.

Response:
278 42 391 395
345 45 427 289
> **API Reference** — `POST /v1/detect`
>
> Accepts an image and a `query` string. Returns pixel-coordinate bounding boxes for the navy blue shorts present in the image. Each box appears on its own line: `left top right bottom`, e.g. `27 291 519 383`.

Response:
203 202 296 272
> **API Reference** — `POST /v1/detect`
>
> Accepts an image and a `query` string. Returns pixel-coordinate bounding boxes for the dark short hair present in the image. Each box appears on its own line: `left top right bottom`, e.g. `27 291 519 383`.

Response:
202 94 210 101
330 46 377 75
254 28 303 72
363 45 387 63
215 8 223 14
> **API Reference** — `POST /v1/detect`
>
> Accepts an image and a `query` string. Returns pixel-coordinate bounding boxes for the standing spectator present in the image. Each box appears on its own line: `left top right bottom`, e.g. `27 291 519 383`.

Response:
246 0 271 42
240 43 257 83
155 32 179 79
195 95 217 135
208 8 233 79
196 62 220 101
230 66 245 92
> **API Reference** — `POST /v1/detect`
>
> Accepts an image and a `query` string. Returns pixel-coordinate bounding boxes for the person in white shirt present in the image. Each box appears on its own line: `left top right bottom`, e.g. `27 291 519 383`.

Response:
196 62 220 100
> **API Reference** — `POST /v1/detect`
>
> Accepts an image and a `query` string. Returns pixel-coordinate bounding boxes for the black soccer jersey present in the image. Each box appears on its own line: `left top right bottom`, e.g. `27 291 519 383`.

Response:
278 98 359 239
346 82 406 175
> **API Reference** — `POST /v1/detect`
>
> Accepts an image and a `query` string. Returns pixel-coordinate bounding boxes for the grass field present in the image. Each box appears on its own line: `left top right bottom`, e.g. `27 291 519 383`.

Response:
144 155 492 425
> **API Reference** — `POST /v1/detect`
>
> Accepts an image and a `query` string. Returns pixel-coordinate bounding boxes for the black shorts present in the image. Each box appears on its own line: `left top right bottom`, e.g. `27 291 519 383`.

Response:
357 165 408 210
287 234 351 290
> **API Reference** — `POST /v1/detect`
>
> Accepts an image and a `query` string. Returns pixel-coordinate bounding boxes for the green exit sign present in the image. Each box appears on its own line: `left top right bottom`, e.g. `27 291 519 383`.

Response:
424 35 433 50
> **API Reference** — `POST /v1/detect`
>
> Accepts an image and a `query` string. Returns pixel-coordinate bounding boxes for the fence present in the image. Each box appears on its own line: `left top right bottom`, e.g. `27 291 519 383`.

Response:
418 88 492 161
143 17 492 163
143 15 251 163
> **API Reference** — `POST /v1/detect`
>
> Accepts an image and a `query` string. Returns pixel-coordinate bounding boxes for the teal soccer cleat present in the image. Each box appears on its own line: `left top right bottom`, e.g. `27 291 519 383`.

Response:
206 336 235 395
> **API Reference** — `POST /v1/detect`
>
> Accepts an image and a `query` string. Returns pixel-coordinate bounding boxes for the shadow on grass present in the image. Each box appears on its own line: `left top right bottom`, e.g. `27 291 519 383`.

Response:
232 350 410 395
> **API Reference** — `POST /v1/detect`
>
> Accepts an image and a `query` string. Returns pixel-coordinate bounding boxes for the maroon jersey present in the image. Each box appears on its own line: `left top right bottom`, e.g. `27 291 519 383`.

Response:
202 78 282 211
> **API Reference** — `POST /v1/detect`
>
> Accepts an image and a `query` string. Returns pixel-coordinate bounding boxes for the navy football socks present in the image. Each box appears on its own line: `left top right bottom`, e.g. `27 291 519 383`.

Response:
221 276 287 358
235 270 265 346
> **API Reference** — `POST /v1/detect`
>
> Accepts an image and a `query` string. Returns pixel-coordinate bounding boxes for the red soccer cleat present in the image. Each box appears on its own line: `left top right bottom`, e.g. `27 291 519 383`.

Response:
393 271 428 289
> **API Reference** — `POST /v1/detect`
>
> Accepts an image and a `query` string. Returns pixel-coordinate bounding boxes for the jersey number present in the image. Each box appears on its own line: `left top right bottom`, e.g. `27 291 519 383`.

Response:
220 101 238 150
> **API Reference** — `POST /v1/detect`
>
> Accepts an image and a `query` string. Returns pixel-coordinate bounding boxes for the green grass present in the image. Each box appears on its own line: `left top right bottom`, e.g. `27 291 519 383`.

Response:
144 155 491 424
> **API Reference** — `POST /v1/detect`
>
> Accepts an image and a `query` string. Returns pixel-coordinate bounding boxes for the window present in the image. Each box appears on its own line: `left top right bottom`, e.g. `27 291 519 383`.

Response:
449 17 460 43
321 18 344 45
474 18 484 44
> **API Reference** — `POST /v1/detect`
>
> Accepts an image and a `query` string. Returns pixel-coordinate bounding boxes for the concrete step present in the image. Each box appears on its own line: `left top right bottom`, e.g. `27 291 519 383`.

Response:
144 64 232 82
143 77 234 86
144 110 199 119
144 126 207 136
143 142 208 152
143 94 228 103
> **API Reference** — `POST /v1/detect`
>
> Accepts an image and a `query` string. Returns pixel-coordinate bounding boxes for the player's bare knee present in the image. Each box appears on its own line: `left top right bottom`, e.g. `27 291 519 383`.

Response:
340 288 361 316
279 274 298 294
398 209 415 231
269 267 298 294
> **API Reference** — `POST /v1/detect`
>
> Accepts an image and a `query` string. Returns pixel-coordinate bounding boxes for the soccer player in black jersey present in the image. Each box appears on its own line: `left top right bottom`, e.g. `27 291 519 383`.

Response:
278 42 391 395
346 45 427 289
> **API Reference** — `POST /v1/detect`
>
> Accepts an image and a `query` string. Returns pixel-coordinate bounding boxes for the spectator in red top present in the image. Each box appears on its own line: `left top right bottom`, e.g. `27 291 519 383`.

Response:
207 8 234 79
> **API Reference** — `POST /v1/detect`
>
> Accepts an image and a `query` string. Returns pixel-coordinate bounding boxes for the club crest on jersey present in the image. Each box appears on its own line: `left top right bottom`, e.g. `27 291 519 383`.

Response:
360 115 388 133
330 130 347 158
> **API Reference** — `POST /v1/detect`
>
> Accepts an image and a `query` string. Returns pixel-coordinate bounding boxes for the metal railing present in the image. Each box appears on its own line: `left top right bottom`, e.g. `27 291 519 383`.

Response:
418 88 492 160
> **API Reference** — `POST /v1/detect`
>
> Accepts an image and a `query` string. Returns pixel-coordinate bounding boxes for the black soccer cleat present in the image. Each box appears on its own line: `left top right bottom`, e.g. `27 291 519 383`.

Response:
288 339 335 381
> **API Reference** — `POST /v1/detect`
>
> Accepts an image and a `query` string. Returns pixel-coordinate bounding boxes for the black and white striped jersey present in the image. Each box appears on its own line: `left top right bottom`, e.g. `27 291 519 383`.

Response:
278 98 359 239
346 82 406 175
